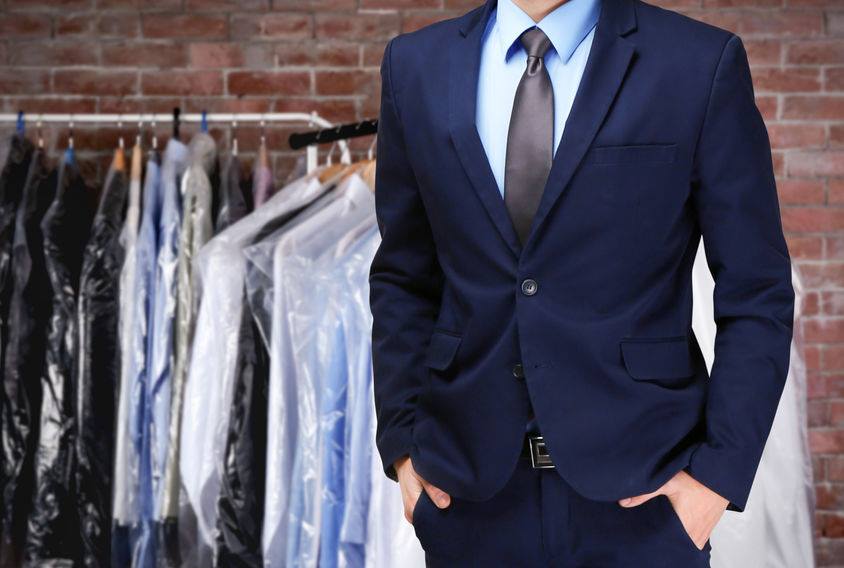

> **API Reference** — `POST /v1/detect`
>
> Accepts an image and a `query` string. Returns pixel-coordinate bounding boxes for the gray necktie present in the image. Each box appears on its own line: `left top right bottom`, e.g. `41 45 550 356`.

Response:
504 27 554 245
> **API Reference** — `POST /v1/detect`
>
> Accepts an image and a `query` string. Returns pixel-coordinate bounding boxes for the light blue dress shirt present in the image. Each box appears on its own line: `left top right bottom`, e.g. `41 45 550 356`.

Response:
476 0 601 197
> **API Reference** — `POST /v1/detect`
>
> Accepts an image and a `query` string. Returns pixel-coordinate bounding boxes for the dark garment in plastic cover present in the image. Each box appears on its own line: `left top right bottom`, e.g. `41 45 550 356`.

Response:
74 163 129 567
0 135 33 373
0 149 55 567
23 157 94 567
215 302 269 568
214 155 253 234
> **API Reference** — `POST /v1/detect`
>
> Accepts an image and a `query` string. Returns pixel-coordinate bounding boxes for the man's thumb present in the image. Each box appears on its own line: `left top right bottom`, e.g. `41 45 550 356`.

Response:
619 490 660 508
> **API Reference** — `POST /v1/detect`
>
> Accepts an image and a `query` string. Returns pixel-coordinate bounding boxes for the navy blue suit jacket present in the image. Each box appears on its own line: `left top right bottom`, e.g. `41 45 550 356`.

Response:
369 0 794 513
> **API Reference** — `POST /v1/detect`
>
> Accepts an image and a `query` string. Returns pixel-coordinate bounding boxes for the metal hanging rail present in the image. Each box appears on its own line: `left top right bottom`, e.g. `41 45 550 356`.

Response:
0 110 352 170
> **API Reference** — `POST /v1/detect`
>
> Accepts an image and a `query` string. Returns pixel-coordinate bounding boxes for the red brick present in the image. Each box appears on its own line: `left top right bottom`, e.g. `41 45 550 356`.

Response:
99 13 140 38
272 0 356 9
744 39 782 66
778 178 825 204
228 71 311 96
403 11 460 33
231 13 313 40
703 0 782 6
141 70 223 96
753 67 820 92
755 95 779 120
824 345 844 371
142 14 228 39
783 96 844 120
830 178 844 204
787 235 823 260
688 10 824 38
9 42 100 67
275 42 360 67
0 14 52 38
55 13 96 37
7 0 91 7
817 483 844 510
805 319 844 343
0 97 96 114
185 0 269 9
315 13 399 40
826 68 844 92
787 150 844 177
362 41 388 67
811 400 831 428
315 70 378 96
822 291 844 317
803 290 821 317
97 0 181 7
828 457 844 481
829 13 844 37
0 70 50 94
189 43 274 69
98 96 181 113
788 41 844 65
101 42 188 68
783 206 844 232
818 512 844 538
828 236 844 260
54 70 137 96
768 124 826 149
801 263 844 288
361 0 439 7
813 430 844 455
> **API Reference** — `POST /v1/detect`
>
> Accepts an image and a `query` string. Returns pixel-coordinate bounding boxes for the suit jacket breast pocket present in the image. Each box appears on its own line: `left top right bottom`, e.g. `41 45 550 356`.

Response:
583 143 678 166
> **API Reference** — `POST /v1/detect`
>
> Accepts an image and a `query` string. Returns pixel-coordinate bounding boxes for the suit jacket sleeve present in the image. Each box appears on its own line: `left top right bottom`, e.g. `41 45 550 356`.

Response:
686 34 795 512
369 37 445 482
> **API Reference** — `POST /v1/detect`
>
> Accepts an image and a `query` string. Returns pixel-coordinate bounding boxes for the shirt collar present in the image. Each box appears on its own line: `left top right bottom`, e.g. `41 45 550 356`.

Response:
495 0 601 64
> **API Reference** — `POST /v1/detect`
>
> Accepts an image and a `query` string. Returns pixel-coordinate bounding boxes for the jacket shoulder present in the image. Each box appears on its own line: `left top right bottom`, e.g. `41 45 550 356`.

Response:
632 0 735 56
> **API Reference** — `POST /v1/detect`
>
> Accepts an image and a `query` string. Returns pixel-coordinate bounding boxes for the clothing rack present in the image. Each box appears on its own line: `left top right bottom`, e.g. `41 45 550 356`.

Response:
0 110 352 171
288 118 378 150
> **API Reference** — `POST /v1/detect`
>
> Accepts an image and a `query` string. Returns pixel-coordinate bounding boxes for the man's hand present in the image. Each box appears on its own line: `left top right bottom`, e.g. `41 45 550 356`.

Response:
395 455 452 524
619 470 728 550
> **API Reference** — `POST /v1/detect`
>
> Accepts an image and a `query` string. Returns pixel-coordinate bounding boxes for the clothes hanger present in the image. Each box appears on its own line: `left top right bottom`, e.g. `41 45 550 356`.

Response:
361 133 378 191
259 117 269 169
231 116 239 157
65 116 76 165
113 116 126 172
36 115 44 150
131 119 143 183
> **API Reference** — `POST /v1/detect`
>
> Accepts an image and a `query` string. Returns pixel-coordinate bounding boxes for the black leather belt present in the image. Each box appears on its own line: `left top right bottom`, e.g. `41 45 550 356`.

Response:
521 433 555 469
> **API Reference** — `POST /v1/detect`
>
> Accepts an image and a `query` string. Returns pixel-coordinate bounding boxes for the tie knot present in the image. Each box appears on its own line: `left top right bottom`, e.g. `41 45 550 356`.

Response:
520 27 551 59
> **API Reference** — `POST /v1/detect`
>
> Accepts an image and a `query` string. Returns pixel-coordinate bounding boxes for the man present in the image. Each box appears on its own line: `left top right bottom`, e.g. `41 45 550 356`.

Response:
369 0 795 565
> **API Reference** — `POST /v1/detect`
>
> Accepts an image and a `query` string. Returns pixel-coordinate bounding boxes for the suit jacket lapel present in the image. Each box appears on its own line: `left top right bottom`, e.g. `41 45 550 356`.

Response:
523 0 637 253
449 0 523 258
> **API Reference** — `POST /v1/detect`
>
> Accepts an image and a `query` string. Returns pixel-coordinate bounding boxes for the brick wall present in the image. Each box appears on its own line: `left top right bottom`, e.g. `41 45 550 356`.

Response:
1 0 842 564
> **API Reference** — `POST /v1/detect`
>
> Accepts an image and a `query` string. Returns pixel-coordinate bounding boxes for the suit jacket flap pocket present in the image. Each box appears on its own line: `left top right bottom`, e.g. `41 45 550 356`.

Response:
425 331 462 371
620 336 694 381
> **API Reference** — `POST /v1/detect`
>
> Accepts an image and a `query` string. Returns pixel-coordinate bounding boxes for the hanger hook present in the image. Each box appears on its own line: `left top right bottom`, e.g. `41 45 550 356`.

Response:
367 132 377 161
326 139 338 166
232 115 238 157
260 115 266 147
151 116 158 150
118 114 124 150
137 117 143 147
68 115 74 150
36 114 44 150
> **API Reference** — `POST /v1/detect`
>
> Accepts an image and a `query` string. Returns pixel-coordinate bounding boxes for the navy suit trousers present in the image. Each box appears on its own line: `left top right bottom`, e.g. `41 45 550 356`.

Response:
412 454 712 567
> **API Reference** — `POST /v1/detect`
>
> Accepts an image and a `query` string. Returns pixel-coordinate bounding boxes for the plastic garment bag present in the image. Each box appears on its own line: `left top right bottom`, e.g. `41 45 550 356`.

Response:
689 242 815 567
333 226 380 568
215 304 269 567
127 139 187 568
0 134 33 377
74 156 129 567
111 153 161 567
0 148 55 566
214 155 253 234
179 173 324 562
253 173 375 568
24 154 94 566
157 133 216 566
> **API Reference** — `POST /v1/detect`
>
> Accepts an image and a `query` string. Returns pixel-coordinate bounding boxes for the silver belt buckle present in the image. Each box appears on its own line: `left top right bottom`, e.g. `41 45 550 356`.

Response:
528 435 555 469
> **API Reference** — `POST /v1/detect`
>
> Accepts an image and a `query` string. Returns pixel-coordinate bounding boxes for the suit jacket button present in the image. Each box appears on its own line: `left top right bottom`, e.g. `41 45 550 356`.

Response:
512 363 525 379
521 279 538 296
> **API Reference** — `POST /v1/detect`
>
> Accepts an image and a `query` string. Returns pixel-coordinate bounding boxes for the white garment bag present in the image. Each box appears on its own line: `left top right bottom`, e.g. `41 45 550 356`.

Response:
692 240 815 568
